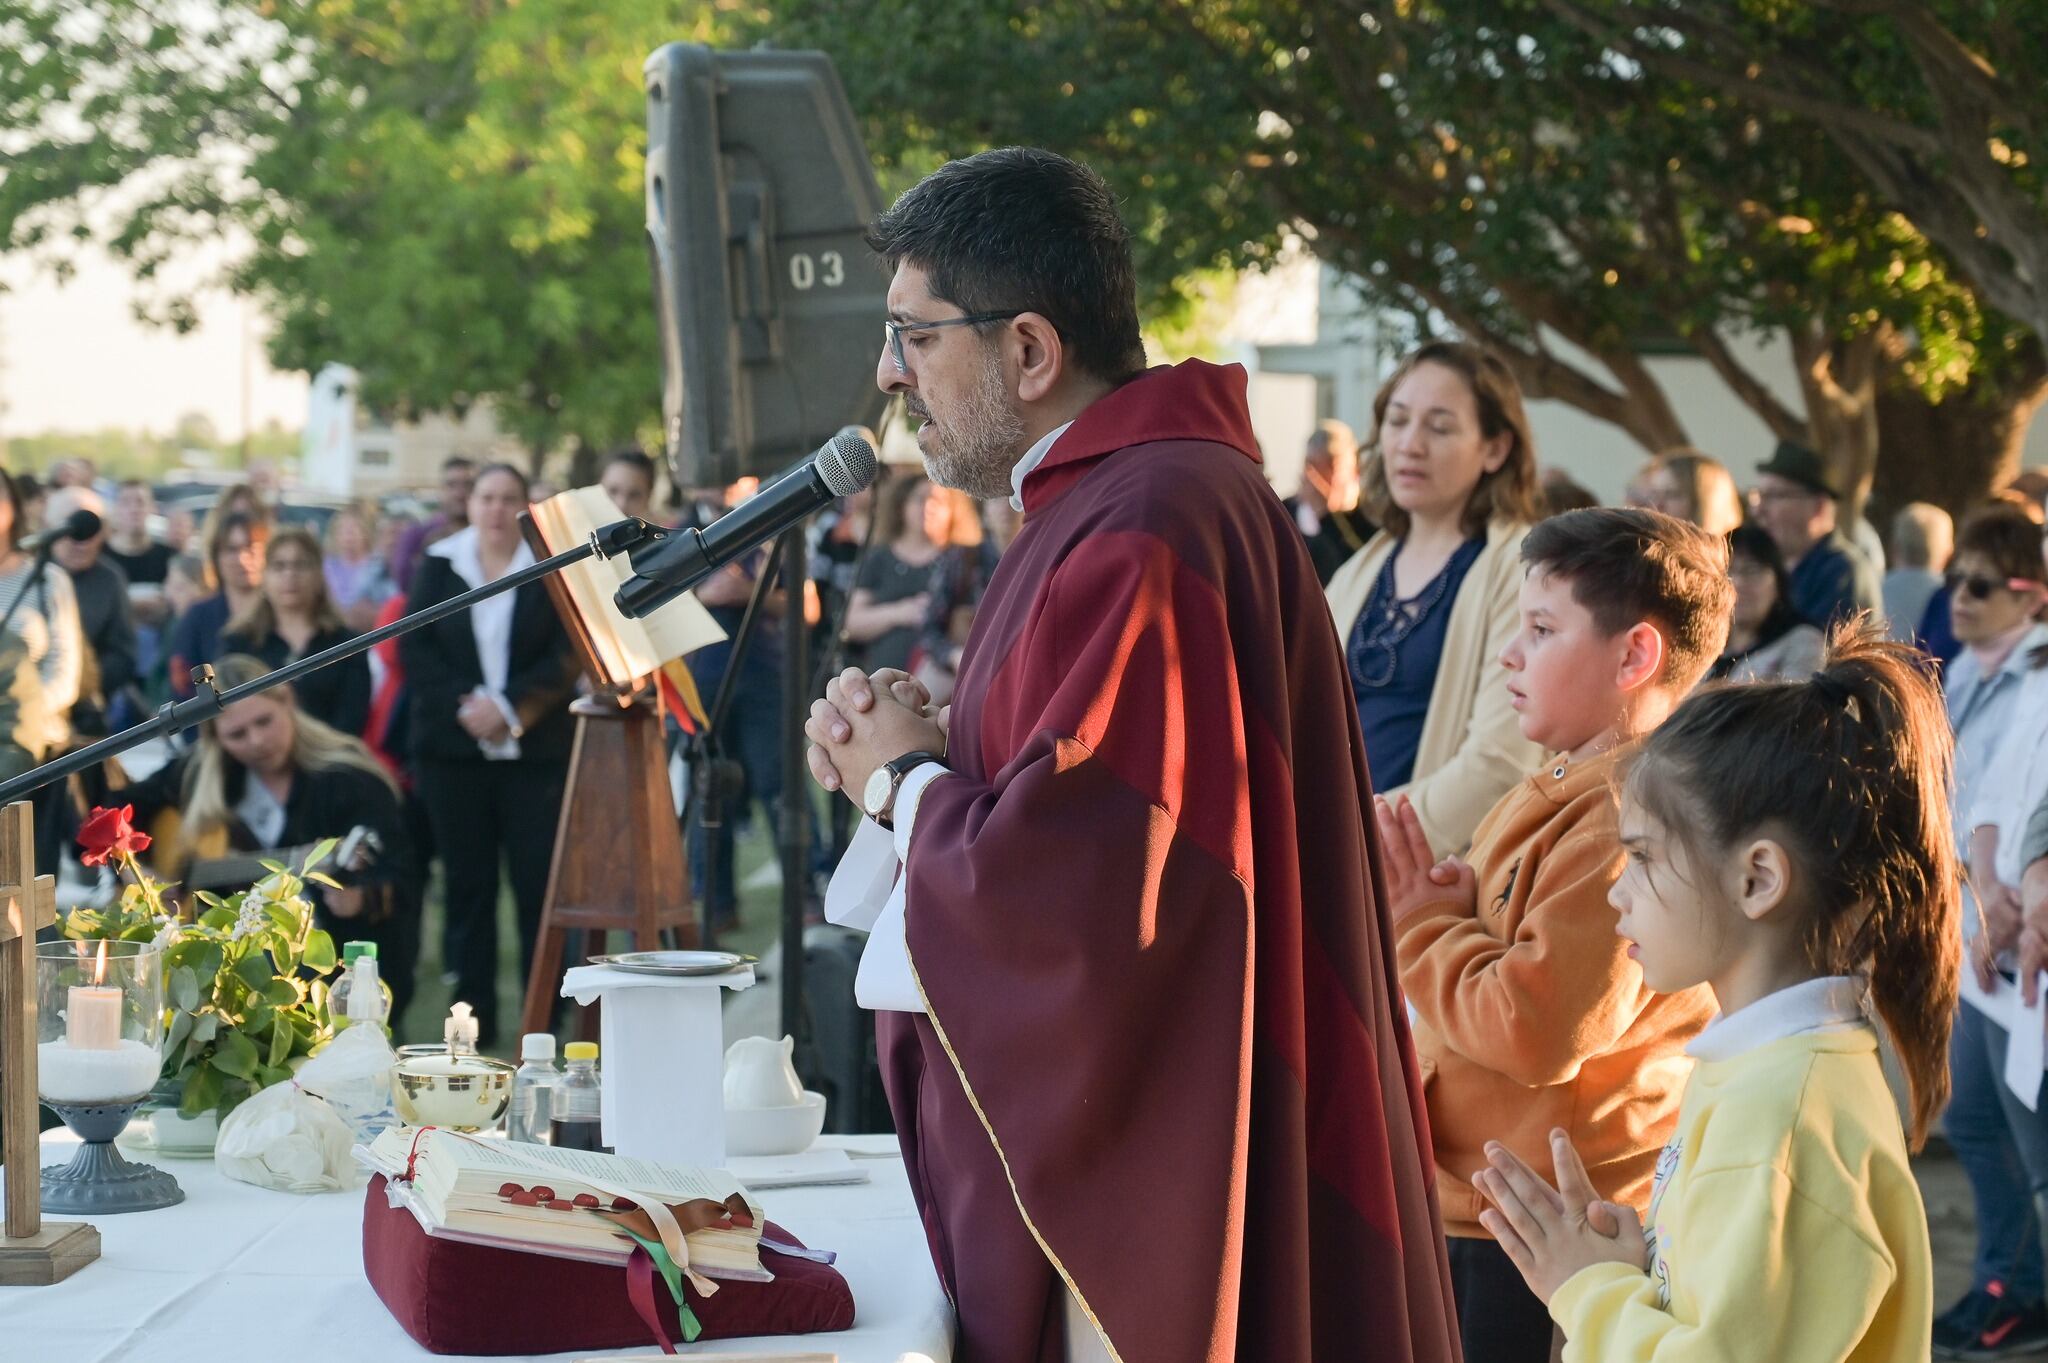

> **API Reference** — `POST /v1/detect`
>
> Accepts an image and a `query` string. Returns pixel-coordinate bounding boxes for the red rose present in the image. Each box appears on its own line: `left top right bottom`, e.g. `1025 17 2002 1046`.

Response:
78 805 152 868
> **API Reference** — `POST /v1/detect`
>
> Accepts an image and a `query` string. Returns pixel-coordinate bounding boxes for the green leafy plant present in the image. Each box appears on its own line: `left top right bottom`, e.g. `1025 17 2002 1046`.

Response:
62 806 343 1119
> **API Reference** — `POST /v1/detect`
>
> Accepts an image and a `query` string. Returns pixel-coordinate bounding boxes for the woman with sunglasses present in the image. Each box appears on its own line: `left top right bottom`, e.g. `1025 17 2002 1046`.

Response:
1708 525 1825 683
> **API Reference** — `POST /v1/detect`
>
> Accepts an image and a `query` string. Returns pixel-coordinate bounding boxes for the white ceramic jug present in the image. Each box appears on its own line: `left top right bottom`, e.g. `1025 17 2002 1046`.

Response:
723 1034 805 1109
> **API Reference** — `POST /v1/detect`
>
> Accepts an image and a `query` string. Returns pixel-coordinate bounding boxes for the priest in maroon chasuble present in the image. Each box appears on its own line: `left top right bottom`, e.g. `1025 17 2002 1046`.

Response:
807 149 1458 1363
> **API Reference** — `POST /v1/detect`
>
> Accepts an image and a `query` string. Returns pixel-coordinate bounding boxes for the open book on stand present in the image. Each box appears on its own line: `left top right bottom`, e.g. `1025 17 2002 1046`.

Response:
526 485 725 692
360 1127 768 1279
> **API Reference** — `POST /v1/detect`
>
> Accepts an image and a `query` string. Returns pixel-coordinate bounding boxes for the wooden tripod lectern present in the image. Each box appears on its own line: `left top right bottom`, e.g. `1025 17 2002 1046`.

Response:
517 498 718 1039
0 800 98 1284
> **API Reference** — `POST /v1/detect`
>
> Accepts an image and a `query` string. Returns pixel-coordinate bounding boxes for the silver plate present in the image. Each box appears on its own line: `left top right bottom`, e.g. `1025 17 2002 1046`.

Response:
589 950 750 977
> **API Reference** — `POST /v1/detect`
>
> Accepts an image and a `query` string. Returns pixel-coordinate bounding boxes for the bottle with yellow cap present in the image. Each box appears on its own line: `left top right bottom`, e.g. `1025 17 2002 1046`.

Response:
550 1041 610 1153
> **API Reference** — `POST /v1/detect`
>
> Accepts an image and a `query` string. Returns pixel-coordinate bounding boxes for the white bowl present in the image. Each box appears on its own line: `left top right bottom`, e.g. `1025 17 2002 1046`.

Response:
724 1090 827 1157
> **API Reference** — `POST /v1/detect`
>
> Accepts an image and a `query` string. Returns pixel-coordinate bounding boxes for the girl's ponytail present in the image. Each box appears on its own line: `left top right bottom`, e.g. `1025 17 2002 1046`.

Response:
1626 624 1959 1147
1809 636 1959 1146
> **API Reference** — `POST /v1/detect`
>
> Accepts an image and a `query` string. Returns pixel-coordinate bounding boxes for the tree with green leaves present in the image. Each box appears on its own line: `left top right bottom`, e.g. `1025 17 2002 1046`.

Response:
1550 1 2048 349
3 0 740 471
763 0 2045 515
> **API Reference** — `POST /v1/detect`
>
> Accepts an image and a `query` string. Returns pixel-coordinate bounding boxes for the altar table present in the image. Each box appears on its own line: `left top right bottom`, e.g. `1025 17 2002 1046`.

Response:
2 1132 953 1363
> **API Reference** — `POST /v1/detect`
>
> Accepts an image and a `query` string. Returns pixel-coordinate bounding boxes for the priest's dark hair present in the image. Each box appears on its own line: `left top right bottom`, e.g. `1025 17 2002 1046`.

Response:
866 147 1147 385
1622 626 1959 1148
1521 506 1735 689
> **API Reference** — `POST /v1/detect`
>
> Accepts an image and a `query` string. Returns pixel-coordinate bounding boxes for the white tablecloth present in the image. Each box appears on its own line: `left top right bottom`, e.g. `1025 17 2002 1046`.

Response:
3 1132 954 1363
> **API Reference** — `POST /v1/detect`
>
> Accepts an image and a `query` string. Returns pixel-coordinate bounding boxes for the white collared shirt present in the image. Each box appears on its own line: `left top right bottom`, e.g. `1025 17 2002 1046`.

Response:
234 775 289 849
1966 639 2048 885
427 525 535 760
1010 420 1074 511
1686 975 1868 1064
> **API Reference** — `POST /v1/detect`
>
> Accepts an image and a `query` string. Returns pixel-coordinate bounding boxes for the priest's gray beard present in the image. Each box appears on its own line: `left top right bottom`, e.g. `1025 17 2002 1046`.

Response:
912 348 1026 501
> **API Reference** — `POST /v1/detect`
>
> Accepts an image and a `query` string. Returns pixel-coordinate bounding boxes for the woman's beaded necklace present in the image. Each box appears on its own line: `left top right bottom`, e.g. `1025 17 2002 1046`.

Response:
1348 542 1464 689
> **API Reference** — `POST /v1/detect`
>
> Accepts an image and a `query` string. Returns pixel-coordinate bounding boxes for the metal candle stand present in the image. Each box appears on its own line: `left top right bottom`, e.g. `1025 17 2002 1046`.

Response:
39 1099 183 1215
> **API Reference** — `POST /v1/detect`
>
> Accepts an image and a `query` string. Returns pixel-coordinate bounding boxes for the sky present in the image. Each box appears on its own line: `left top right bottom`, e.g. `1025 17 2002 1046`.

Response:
0 243 309 440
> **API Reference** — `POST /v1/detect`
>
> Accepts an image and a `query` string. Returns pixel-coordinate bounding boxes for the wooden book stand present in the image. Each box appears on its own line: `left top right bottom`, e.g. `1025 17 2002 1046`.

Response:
517 516 697 1040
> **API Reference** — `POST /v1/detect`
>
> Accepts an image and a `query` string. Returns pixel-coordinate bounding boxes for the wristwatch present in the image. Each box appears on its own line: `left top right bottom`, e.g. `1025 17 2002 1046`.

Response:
863 750 945 830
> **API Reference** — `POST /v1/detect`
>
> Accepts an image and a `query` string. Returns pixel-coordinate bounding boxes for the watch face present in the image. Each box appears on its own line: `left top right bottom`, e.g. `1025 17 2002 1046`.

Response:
863 766 894 818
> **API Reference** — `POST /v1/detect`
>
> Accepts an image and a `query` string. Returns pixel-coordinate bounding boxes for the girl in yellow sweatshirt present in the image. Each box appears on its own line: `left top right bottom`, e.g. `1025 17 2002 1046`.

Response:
1472 628 1955 1363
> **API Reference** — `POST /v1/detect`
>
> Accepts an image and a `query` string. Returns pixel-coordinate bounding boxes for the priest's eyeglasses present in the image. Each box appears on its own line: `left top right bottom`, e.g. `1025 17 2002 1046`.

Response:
884 310 1025 373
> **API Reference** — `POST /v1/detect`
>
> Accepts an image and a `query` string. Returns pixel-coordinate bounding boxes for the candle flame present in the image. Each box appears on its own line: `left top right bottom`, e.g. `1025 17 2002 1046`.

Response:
93 938 108 985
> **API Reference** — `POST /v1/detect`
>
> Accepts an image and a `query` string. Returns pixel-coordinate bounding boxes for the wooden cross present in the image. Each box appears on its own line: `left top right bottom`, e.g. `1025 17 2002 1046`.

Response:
0 799 99 1284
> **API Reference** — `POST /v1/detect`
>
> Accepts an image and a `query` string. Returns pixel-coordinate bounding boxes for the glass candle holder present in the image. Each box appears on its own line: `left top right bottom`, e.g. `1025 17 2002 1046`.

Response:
36 939 183 1213
37 938 164 1102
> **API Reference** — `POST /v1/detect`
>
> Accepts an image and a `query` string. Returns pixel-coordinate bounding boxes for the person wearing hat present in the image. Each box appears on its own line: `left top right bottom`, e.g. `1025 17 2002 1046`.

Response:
1747 439 1882 630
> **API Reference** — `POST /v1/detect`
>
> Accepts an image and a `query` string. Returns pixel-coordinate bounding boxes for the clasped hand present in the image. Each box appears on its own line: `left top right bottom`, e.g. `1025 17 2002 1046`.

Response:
1473 1130 1646 1303
804 667 949 808
1373 794 1475 922
457 691 511 744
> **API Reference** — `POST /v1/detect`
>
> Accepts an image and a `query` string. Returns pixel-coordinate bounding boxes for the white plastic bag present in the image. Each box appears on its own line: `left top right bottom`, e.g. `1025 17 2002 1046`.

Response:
215 1080 356 1193
295 1020 399 1143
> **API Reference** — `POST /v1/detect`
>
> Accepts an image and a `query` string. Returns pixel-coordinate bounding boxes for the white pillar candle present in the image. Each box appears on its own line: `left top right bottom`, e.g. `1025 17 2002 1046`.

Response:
66 984 123 1050
38 1039 161 1103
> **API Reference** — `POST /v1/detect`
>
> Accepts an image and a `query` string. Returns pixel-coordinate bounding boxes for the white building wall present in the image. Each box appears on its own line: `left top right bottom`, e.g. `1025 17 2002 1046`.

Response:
1239 263 2048 504
298 367 527 497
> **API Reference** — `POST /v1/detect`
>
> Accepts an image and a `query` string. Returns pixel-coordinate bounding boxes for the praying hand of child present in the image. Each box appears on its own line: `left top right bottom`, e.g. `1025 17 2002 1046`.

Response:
1374 794 1475 922
1472 1129 1645 1303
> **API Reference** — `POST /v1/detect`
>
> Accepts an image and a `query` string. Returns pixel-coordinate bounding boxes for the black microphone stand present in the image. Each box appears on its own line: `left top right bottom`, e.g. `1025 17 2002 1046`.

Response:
675 527 794 952
0 518 665 808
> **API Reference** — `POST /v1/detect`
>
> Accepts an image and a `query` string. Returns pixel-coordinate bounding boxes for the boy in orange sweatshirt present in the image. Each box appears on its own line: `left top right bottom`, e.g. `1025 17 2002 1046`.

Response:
1375 507 1735 1363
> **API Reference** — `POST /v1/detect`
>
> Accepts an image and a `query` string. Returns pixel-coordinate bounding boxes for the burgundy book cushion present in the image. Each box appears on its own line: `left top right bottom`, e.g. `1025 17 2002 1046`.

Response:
362 1174 856 1355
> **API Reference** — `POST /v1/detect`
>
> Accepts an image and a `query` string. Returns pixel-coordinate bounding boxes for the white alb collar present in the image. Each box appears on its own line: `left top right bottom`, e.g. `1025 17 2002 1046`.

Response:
1010 421 1075 511
1687 975 1868 1063
426 524 534 587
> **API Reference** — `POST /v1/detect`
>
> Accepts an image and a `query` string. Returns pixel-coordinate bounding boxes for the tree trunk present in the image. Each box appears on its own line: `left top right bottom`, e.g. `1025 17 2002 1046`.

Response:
565 439 602 488
1870 359 2048 529
1788 323 1883 526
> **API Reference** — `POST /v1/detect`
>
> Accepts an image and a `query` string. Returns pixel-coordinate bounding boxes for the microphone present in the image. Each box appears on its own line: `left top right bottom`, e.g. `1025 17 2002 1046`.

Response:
614 432 879 619
22 509 102 555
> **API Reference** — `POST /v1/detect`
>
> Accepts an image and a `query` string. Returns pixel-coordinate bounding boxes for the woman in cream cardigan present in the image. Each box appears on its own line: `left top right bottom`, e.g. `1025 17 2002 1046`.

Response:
1327 341 1546 855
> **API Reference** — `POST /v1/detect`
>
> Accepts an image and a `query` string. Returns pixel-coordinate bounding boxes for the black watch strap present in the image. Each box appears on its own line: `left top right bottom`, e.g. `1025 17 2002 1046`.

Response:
877 749 946 829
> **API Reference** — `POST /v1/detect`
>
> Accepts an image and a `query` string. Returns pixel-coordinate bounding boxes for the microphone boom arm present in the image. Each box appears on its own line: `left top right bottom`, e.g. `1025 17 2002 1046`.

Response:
0 517 667 808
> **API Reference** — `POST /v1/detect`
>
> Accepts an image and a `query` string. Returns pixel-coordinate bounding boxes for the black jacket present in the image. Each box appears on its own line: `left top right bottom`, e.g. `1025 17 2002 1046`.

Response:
67 557 139 721
125 755 415 920
221 624 371 737
1280 498 1375 586
397 553 579 764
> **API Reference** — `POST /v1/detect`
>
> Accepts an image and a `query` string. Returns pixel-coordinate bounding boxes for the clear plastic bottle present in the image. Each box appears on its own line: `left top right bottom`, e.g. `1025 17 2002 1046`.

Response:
328 942 393 1031
549 1042 609 1153
506 1033 560 1145
312 953 398 1140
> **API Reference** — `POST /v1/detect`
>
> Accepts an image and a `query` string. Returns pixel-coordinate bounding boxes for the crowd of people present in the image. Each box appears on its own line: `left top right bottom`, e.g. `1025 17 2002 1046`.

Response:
1 444 1035 1045
1291 336 2048 1361
10 283 2048 1359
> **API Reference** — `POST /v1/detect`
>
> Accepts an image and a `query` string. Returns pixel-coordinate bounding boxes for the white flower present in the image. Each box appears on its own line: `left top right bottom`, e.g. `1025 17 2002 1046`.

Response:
230 897 268 942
